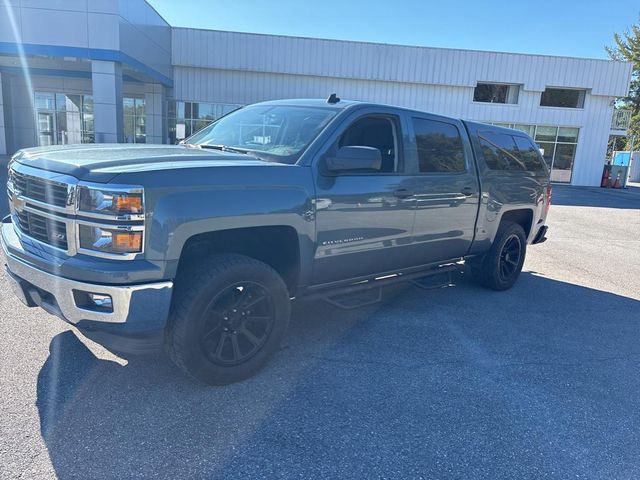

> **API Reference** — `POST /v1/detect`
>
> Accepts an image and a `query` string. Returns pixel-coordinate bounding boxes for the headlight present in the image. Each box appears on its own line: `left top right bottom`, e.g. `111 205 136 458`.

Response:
78 225 143 254
77 186 144 218
7 153 20 193
8 151 22 171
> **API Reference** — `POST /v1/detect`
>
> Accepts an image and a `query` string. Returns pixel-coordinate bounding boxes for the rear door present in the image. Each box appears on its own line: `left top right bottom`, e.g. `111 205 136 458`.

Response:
405 115 480 264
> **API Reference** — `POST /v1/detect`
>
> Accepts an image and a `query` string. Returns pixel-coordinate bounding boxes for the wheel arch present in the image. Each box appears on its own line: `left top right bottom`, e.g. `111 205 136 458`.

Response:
499 208 534 241
175 226 301 296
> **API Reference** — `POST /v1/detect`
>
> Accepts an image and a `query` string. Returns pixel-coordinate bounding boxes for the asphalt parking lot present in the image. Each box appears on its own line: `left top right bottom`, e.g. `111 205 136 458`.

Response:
1 161 639 478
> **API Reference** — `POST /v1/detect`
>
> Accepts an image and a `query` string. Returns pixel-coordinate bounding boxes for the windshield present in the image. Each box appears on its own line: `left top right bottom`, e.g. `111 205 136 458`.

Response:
185 105 338 163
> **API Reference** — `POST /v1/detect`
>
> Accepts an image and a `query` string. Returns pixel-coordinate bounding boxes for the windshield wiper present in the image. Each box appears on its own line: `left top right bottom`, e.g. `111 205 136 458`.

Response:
196 144 251 155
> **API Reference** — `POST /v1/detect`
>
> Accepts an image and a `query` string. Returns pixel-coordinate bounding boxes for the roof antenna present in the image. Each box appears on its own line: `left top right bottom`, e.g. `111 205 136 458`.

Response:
326 93 340 104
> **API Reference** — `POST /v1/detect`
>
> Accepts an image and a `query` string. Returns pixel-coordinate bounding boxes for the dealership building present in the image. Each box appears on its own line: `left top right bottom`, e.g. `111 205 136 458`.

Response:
0 0 633 185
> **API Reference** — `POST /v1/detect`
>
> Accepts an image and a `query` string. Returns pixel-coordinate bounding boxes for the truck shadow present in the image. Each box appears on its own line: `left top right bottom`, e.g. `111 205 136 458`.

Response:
36 272 640 479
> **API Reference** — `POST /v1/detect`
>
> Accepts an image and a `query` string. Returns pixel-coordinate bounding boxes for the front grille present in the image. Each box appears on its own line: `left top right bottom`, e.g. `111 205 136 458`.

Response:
15 210 68 249
11 170 68 208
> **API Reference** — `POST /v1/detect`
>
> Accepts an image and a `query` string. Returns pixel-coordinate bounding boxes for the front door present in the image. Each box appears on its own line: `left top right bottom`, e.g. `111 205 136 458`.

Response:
311 111 417 285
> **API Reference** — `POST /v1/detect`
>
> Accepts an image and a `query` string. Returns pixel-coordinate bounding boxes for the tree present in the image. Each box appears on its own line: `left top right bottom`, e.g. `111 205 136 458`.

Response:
607 19 640 150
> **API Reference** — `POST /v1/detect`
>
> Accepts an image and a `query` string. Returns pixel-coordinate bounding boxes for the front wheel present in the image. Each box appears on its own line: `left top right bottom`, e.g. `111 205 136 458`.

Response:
470 222 527 291
167 254 291 385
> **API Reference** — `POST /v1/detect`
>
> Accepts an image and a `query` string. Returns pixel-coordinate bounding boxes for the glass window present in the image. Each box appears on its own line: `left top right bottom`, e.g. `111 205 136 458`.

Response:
56 111 82 144
513 124 535 137
123 97 135 113
557 127 579 143
221 104 240 116
481 122 579 181
135 98 145 117
473 83 519 104
478 132 524 171
540 88 586 108
194 119 213 132
194 103 215 120
168 101 243 143
37 112 55 146
537 142 555 168
34 91 94 146
535 126 558 143
64 94 82 113
123 97 146 143
513 136 546 171
124 116 134 143
176 101 191 119
412 118 465 173
35 93 55 110
55 93 67 111
551 144 577 182
553 144 577 170
186 105 338 164
337 116 398 173
83 96 93 113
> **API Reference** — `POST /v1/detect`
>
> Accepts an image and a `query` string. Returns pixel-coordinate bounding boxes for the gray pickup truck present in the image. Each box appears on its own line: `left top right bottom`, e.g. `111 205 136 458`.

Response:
2 97 550 385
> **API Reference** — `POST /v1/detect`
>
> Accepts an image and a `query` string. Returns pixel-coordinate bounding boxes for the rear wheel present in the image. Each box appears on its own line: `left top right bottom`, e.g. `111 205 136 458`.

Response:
167 254 290 385
470 222 527 291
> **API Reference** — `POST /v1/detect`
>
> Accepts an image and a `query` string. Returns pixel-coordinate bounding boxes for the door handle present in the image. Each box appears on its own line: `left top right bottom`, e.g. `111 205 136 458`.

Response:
461 186 475 196
393 188 414 199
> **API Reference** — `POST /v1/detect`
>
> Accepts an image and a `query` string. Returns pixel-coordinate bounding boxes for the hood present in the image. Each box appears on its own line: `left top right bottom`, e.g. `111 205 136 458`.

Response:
13 144 275 183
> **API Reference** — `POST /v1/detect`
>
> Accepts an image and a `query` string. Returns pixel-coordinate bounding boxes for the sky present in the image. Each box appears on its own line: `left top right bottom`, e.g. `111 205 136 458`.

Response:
149 0 639 59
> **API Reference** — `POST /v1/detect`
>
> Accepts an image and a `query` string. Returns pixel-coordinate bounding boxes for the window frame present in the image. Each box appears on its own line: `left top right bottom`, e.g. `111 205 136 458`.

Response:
123 96 146 144
33 91 94 146
539 87 587 109
478 131 524 172
315 110 406 176
512 135 548 172
408 115 472 176
483 121 580 181
477 129 553 173
472 82 520 106
411 116 469 175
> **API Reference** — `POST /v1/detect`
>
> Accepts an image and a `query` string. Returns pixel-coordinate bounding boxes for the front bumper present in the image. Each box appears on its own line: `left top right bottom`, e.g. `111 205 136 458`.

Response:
1 217 173 353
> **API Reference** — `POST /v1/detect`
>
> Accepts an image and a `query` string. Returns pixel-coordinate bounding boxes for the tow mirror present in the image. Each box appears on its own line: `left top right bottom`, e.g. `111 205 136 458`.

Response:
325 146 382 172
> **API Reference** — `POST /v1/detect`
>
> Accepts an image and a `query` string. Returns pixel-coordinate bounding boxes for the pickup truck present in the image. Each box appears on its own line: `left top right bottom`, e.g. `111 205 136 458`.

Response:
2 97 551 385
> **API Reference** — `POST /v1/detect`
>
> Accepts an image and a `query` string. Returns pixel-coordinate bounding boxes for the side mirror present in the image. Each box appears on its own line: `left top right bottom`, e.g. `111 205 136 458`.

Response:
325 146 382 172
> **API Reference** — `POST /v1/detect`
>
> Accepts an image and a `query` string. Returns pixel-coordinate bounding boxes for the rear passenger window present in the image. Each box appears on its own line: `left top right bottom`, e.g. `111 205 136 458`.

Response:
412 118 466 173
513 136 546 171
479 132 525 171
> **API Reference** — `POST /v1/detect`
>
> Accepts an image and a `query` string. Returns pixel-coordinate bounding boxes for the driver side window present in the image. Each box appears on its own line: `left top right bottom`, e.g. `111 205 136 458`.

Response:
338 116 399 173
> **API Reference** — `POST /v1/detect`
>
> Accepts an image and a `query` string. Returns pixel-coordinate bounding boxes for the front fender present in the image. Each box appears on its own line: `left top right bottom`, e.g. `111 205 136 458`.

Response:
147 186 314 261
115 165 317 284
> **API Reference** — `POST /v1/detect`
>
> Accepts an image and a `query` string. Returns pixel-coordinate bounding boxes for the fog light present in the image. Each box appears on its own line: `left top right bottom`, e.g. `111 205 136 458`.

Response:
88 293 113 310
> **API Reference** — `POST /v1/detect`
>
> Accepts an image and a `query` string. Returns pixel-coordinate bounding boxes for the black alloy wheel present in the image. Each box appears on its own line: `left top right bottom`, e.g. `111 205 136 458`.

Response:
498 234 522 283
168 254 291 385
200 282 275 366
470 221 527 291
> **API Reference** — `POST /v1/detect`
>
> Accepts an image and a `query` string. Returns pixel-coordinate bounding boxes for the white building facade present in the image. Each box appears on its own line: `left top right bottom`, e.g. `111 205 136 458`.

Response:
0 0 633 185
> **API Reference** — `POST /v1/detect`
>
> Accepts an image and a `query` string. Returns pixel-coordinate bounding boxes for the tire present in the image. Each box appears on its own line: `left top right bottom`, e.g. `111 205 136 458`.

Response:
470 221 527 291
167 254 291 385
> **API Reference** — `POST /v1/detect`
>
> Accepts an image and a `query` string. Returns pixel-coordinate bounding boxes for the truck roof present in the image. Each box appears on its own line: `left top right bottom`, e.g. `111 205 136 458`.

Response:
258 98 463 121
257 98 361 110
256 98 533 139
